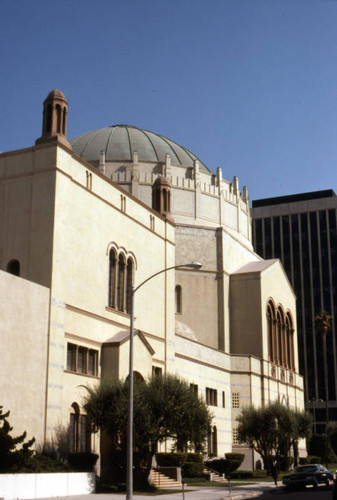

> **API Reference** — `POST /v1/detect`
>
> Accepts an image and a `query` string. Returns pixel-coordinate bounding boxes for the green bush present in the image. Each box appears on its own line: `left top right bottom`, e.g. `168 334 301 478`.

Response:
156 452 187 467
182 462 204 478
186 453 203 463
67 452 98 471
206 454 244 479
12 454 72 473
230 470 253 479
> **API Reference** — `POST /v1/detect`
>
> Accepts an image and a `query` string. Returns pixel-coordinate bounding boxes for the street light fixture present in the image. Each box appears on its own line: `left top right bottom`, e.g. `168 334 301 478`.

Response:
126 261 202 500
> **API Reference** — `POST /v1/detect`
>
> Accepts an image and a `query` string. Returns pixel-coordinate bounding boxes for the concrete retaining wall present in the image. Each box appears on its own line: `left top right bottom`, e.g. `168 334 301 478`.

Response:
0 472 95 500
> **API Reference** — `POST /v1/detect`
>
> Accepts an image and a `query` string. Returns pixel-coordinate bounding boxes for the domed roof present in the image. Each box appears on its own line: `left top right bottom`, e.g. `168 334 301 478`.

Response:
45 89 67 102
70 125 210 173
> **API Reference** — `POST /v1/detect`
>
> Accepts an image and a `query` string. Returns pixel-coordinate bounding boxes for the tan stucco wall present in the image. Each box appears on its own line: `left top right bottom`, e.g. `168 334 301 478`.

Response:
0 270 50 445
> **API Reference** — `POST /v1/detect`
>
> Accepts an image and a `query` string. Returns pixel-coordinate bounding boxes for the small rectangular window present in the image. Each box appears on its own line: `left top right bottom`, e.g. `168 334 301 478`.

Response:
190 383 198 396
152 366 162 378
67 344 77 371
206 387 217 406
66 343 98 376
232 392 240 408
88 350 98 376
222 391 225 408
77 347 86 373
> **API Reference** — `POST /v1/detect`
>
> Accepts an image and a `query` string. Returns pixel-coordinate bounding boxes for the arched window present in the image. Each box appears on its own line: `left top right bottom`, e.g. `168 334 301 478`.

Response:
267 300 276 362
109 249 117 308
108 246 134 315
70 403 80 453
56 104 62 133
277 308 285 366
286 313 294 370
117 255 125 311
175 285 182 314
45 104 52 133
7 259 20 276
70 402 91 453
126 258 133 314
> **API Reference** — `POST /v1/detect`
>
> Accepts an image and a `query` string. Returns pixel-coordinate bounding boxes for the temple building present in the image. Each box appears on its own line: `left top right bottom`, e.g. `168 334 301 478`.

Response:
1 90 304 471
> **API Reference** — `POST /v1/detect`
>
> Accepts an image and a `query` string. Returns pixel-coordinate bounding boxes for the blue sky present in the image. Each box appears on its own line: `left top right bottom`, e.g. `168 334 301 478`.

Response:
1 0 337 201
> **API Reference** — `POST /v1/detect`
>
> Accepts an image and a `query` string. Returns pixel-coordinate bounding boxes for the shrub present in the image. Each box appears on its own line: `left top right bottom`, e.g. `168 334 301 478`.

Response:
206 453 244 480
230 470 253 479
67 452 98 471
186 453 203 463
13 454 72 473
155 452 187 467
182 462 204 477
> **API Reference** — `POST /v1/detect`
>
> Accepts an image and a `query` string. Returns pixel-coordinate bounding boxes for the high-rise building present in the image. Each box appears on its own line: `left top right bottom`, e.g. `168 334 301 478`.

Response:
252 190 337 431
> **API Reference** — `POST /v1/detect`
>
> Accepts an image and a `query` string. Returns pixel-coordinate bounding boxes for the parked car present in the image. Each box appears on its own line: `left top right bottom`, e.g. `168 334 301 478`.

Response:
282 464 333 489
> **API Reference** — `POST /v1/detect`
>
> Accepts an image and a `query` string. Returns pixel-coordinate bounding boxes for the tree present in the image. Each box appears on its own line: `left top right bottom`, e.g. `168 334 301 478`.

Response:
236 402 312 486
315 311 334 425
326 421 337 456
84 374 212 483
0 406 35 472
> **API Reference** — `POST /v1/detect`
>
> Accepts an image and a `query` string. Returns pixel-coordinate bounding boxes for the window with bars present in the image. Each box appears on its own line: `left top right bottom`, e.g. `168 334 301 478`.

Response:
232 392 240 408
66 343 98 376
206 387 217 406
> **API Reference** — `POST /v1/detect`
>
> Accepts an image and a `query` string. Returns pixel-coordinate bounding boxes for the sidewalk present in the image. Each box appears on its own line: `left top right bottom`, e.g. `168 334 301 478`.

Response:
24 482 276 500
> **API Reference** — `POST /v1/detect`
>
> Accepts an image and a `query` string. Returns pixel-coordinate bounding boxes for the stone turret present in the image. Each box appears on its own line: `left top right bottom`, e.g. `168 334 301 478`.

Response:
36 89 71 149
152 176 174 222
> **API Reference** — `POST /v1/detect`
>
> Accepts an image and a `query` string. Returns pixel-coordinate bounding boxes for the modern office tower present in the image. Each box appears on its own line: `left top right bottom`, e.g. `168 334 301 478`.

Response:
252 190 337 431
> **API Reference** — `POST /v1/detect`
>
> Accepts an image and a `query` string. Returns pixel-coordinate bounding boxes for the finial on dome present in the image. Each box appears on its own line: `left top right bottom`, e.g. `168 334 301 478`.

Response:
35 89 71 149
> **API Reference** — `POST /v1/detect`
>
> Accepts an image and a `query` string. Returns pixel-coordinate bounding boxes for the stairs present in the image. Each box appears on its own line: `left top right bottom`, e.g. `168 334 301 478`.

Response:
204 468 228 483
151 469 183 489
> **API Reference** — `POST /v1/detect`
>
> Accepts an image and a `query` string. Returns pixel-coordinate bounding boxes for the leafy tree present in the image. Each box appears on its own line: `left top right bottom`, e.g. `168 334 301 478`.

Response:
0 406 35 472
326 421 337 456
236 402 312 485
84 375 212 483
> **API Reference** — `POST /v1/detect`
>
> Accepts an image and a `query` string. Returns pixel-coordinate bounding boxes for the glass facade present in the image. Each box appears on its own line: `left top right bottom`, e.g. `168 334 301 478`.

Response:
252 193 337 432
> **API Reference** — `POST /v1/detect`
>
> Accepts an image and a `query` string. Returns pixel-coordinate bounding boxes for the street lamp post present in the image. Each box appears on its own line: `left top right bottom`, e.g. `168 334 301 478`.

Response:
126 261 202 500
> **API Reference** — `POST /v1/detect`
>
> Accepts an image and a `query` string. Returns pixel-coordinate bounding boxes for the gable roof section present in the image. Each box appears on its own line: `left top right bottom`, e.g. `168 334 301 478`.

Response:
103 329 155 356
231 258 296 300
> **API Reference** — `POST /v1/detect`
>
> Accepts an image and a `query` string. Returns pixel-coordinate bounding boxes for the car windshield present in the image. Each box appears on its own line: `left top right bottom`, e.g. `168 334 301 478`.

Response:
294 466 318 473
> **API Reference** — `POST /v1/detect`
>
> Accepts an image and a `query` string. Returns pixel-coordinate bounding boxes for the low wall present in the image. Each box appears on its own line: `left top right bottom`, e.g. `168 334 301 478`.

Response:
0 472 95 500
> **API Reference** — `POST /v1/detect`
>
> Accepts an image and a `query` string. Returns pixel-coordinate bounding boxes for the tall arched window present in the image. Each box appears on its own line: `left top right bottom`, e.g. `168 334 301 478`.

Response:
108 246 134 315
56 104 62 133
117 255 125 311
109 249 117 308
126 258 133 314
70 403 80 453
286 313 294 370
7 259 20 276
175 285 182 314
277 308 285 366
70 402 91 453
267 300 276 362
